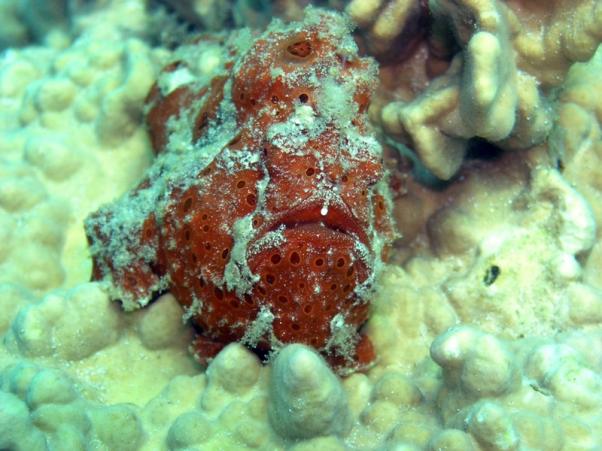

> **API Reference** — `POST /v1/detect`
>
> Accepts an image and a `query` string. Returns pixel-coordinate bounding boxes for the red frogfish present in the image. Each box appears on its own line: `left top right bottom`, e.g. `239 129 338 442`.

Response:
85 7 395 374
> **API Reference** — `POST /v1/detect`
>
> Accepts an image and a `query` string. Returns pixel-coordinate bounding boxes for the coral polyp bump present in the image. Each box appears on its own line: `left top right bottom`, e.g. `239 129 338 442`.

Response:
84 8 395 373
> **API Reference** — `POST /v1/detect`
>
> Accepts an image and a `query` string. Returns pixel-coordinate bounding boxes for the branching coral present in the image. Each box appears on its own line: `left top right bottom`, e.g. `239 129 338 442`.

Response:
380 0 554 179
375 0 601 180
345 0 429 62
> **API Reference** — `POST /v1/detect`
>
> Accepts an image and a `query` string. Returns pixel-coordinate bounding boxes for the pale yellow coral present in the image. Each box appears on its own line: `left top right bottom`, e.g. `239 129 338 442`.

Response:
380 0 555 179
508 0 602 87
551 44 602 228
370 154 600 379
0 363 148 450
268 344 351 440
0 20 164 288
548 46 602 319
431 326 602 450
435 166 595 336
346 0 425 58
0 161 68 291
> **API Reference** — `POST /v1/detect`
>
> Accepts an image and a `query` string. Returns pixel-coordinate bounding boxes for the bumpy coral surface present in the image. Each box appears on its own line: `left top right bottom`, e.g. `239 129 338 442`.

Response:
346 0 429 62
85 8 394 372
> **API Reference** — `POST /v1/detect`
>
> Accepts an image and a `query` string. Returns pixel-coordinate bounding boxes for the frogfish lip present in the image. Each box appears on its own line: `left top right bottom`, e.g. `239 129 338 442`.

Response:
263 200 369 246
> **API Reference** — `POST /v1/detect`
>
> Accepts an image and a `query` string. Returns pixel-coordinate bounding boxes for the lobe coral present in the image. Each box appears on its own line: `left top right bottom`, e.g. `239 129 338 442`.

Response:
85 8 395 373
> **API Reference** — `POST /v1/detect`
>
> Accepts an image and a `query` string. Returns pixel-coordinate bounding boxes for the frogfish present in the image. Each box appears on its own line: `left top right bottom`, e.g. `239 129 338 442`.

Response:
85 8 395 374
